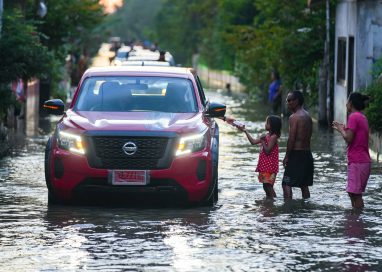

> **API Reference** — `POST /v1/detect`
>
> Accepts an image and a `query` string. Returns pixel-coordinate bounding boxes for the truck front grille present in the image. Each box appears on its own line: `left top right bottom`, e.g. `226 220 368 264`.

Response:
86 135 174 170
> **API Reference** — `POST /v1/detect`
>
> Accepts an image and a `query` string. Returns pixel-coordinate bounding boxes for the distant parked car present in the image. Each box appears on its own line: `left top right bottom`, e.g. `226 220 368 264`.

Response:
113 46 132 66
127 48 176 66
43 66 226 206
121 60 171 67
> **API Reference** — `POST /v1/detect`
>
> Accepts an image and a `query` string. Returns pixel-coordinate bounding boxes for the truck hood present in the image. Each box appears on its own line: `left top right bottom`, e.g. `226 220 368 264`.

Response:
63 110 207 135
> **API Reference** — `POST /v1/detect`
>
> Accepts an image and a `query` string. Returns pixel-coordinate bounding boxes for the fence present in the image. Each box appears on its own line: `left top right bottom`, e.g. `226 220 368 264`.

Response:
195 64 245 92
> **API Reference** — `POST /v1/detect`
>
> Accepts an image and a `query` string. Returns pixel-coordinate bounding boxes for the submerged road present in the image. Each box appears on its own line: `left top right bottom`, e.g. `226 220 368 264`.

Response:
0 90 381 271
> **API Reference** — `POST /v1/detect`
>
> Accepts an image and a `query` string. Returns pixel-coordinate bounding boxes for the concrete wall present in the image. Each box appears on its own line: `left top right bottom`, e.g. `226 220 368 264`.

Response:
334 0 382 124
334 0 357 124
356 1 382 89
334 1 382 162
196 64 245 92
370 130 382 164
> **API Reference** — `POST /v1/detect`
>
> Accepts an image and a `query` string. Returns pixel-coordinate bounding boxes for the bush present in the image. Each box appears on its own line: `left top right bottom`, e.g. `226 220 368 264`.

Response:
0 85 19 121
371 57 382 80
364 81 382 132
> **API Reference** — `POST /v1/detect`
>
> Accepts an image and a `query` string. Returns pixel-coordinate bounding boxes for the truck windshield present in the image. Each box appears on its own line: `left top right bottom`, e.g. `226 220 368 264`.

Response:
74 76 198 113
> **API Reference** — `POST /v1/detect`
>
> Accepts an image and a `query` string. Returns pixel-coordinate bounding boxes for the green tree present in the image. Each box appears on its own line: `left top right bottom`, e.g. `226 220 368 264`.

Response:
364 58 382 132
0 9 51 120
0 9 51 84
200 0 257 70
152 0 333 106
227 0 334 104
155 0 206 65
100 0 163 43
35 0 103 54
0 1 105 122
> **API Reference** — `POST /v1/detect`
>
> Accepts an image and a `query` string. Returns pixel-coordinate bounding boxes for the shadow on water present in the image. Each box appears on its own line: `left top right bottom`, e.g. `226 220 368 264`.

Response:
51 195 214 209
44 204 213 230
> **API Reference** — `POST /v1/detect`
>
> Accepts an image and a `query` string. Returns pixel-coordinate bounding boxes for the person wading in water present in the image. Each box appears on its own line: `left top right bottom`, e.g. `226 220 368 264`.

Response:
282 91 314 199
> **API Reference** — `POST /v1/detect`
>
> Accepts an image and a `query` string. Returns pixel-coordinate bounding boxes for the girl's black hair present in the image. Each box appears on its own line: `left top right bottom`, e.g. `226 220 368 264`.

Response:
348 92 369 111
267 115 282 138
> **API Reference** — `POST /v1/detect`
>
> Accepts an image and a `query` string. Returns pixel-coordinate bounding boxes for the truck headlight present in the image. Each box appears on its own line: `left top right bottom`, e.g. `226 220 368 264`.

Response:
58 131 85 155
176 131 207 156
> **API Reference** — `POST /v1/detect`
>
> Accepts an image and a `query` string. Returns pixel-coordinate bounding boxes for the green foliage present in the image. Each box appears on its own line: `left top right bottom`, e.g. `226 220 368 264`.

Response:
49 54 69 101
155 0 217 65
95 0 163 49
200 0 257 70
371 57 382 80
0 2 105 127
0 85 19 121
150 0 334 106
154 0 257 67
0 9 52 84
231 1 334 101
34 0 105 89
364 82 382 132
34 0 104 52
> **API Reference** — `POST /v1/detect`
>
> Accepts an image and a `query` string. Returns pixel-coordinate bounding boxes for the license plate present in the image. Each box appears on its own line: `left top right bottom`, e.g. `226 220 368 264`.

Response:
110 170 149 185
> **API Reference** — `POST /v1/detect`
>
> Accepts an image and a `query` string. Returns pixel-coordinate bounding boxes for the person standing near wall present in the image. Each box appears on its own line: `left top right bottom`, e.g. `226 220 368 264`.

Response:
332 92 371 209
269 70 282 114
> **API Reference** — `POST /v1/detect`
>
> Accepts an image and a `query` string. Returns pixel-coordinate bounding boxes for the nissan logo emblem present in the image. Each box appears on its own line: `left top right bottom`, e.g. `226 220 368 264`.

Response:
122 142 137 155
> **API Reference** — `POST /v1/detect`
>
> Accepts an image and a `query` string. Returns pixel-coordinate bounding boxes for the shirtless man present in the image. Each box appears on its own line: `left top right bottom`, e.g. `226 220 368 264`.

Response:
282 91 314 199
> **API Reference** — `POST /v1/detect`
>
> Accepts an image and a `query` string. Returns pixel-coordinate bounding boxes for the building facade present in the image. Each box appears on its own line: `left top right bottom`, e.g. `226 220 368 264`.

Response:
334 0 382 123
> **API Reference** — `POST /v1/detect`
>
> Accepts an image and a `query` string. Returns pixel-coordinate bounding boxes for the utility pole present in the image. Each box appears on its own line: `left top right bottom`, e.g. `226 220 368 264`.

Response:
318 0 331 126
325 0 331 125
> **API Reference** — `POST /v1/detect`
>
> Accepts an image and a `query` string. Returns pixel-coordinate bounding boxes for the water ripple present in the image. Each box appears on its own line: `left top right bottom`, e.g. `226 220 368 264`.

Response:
0 91 381 271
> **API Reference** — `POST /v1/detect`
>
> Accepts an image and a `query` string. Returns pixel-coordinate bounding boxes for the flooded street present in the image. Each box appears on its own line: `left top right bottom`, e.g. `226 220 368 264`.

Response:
1 90 381 271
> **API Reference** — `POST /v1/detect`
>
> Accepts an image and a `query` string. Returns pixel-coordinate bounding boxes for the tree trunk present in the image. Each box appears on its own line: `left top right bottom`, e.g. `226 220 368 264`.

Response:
318 63 327 125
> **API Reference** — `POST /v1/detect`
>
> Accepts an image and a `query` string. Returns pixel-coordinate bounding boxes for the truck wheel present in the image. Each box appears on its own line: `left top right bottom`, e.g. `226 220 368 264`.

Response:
45 138 60 205
214 177 218 202
202 163 218 207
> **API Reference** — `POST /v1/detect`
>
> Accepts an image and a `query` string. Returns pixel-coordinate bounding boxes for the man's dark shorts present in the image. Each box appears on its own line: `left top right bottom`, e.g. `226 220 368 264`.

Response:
282 150 314 187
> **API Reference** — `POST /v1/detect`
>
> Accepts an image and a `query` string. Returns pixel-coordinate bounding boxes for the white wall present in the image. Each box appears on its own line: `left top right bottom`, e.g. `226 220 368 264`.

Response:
356 1 382 89
334 0 357 124
334 0 382 124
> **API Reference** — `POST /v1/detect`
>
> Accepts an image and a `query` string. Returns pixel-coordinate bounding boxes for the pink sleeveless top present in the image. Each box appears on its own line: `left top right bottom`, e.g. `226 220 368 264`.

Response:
255 133 279 173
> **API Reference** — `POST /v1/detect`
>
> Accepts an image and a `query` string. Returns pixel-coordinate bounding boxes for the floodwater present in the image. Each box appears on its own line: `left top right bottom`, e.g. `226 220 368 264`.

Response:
0 90 381 271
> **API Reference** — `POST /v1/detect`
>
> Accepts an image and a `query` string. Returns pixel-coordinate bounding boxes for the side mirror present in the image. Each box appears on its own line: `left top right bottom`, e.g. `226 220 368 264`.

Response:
43 99 65 115
206 102 226 118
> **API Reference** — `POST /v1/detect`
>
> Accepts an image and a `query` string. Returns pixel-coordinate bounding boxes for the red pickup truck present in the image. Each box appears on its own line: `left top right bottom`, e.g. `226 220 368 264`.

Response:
44 66 226 206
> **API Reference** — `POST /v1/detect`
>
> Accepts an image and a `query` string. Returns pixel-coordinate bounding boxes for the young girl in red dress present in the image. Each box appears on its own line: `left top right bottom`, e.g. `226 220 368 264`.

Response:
224 115 281 198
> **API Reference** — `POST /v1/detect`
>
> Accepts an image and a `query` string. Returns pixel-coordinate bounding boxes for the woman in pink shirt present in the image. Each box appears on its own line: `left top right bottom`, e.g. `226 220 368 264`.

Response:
332 92 371 209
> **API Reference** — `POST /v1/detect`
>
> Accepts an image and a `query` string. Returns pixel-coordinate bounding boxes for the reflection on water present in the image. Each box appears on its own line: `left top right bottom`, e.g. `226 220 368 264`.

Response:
0 90 381 271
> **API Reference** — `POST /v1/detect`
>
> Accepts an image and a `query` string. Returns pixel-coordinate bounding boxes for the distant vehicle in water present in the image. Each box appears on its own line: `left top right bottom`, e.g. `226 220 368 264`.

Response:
113 46 132 66
43 66 226 206
108 37 122 64
114 46 176 67
109 36 122 52
121 60 171 67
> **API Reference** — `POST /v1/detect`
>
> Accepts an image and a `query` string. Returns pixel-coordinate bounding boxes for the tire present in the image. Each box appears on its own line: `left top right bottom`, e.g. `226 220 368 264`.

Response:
203 168 218 207
202 134 219 207
45 138 60 205
214 176 218 202
47 191 60 205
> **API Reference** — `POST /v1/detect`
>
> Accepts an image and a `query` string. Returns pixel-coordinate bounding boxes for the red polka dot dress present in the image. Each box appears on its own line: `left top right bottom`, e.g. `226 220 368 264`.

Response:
255 133 279 174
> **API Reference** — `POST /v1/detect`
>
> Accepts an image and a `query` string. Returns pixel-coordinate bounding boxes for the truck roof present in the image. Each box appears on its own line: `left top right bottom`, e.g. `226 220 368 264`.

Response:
84 66 193 77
